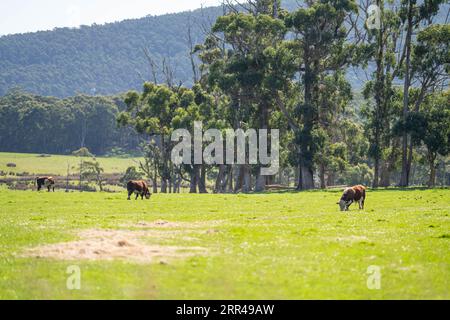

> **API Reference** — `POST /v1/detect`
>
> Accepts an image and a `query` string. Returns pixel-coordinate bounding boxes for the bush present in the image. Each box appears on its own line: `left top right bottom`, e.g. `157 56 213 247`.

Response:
120 166 143 186
342 164 374 186
72 147 94 157
105 147 143 158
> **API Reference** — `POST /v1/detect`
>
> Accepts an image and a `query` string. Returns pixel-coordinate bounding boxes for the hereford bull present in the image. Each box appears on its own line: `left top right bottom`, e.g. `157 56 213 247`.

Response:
127 180 151 200
36 176 55 192
337 185 366 211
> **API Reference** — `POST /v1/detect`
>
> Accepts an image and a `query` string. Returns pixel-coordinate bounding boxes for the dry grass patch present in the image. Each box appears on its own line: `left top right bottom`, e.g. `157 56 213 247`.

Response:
23 227 208 264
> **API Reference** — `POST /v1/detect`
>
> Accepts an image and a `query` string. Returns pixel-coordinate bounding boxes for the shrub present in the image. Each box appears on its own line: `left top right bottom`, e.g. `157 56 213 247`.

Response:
72 147 94 157
120 166 143 186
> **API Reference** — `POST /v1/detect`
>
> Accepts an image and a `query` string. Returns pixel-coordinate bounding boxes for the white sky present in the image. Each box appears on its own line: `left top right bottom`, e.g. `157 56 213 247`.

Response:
0 0 223 36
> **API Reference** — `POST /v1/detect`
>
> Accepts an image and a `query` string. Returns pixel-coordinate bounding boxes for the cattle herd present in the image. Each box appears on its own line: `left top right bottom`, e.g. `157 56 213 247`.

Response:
34 177 366 210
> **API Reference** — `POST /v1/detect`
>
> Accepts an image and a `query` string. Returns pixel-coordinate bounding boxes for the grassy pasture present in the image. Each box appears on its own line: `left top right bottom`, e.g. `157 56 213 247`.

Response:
0 187 448 299
0 152 142 176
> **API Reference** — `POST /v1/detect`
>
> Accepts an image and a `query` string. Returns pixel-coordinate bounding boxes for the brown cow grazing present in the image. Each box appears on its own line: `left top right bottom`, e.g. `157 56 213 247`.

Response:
337 185 366 211
36 176 55 192
127 180 151 200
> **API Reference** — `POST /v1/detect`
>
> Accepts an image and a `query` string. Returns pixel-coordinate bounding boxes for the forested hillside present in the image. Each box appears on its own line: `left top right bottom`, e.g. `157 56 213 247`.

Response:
0 0 373 97
0 6 224 97
0 1 447 97
0 90 140 155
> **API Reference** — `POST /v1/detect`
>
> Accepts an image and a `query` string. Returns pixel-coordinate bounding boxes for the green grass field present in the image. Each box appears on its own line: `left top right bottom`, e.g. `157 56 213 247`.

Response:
0 152 142 175
0 187 448 299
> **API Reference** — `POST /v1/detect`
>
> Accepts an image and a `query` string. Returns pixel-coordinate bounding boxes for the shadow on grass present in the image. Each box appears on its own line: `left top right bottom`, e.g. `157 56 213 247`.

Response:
254 186 448 195
369 186 448 192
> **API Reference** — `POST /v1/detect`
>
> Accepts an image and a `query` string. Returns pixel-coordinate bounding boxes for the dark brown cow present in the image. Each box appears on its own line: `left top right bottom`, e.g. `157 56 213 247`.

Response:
337 185 366 211
36 176 55 192
127 180 151 200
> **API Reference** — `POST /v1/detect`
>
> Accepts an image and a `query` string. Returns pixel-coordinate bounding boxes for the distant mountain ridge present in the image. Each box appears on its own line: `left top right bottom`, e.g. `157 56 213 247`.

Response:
0 6 224 97
0 1 447 97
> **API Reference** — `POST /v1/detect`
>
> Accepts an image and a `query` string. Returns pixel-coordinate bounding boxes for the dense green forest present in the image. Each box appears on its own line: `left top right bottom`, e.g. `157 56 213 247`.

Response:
116 0 449 191
0 90 140 155
2 0 447 97
0 0 448 190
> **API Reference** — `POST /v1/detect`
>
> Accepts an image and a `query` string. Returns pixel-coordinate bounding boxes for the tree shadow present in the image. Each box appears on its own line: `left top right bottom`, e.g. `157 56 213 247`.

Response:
249 186 448 195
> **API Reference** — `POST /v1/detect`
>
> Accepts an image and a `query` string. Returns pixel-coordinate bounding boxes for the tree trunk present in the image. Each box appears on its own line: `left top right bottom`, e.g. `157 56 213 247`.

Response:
379 161 391 187
296 158 314 190
294 164 299 188
215 165 226 193
97 174 103 192
372 0 384 189
160 135 168 193
160 178 167 193
152 176 158 193
190 165 198 193
66 163 70 192
174 173 181 193
428 164 436 187
255 167 266 192
79 158 83 192
373 157 380 188
256 95 269 192
406 86 427 186
234 165 244 193
327 172 335 187
199 165 207 193
319 163 326 189
399 1 413 187
410 162 416 186
298 50 316 190
427 152 437 187
177 174 182 193
301 165 315 189
399 134 409 187
243 165 252 193
152 162 158 193
226 165 233 193
296 163 302 190
406 139 413 185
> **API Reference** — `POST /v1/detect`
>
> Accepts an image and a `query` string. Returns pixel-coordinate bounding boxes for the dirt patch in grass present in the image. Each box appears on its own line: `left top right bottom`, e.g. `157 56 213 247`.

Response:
23 228 207 264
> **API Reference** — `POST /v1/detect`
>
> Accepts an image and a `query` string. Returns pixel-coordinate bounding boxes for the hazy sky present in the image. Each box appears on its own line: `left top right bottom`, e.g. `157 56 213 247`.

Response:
0 0 223 36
